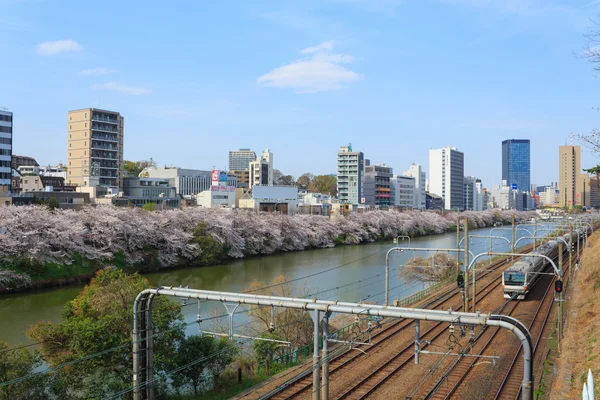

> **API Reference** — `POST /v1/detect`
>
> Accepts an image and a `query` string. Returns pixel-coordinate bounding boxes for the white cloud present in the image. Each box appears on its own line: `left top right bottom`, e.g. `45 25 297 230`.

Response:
35 39 82 56
257 41 361 93
79 67 112 76
301 41 335 54
92 82 151 95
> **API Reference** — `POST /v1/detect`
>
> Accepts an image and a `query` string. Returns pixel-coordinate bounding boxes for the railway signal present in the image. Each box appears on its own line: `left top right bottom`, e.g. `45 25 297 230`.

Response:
555 279 563 293
456 273 465 288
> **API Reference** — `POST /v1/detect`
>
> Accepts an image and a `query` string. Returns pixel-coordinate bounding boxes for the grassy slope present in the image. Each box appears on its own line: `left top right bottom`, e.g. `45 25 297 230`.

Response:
550 231 600 399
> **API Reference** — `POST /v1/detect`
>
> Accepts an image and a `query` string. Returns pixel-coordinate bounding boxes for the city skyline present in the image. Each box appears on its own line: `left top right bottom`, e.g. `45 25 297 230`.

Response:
2 0 600 187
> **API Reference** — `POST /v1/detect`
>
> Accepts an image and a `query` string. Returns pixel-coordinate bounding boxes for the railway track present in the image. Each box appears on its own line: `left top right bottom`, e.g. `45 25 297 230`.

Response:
415 250 571 399
333 273 505 399
493 256 573 400
260 251 525 400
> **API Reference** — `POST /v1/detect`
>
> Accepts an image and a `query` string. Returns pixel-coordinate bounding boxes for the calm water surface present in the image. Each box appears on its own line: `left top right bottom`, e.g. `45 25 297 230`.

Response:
0 225 550 345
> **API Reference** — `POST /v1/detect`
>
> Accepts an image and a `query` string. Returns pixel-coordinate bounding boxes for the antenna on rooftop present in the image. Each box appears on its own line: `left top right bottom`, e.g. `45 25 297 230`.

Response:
570 132 574 146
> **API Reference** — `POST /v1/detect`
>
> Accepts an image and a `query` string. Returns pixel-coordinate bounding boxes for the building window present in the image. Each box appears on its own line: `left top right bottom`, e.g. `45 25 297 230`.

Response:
85 123 87 127
70 117 72 121
85 113 87 118
70 125 72 129
69 162 71 166
69 152 71 157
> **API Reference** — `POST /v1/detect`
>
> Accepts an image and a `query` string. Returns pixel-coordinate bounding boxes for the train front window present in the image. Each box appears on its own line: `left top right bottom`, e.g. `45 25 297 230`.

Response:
504 272 525 285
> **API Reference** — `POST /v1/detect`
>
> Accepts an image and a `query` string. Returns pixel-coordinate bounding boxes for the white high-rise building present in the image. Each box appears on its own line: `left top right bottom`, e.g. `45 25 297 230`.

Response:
429 147 465 210
403 163 426 209
249 148 274 188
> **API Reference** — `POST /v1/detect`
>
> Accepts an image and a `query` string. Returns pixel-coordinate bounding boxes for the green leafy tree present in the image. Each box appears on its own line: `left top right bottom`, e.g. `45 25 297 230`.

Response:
253 331 285 364
172 335 238 395
584 165 600 189
142 202 157 211
295 173 314 190
27 268 185 399
308 175 337 196
123 159 156 177
0 342 46 400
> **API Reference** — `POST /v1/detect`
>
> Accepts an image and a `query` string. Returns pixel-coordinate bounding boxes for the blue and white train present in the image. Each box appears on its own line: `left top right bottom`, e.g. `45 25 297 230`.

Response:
502 228 586 300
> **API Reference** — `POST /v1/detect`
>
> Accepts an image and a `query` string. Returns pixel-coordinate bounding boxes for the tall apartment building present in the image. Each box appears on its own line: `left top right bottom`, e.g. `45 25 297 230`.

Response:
502 139 530 193
403 163 426 209
429 147 464 210
337 145 364 205
0 109 12 194
67 108 124 192
558 145 582 207
249 148 274 188
229 148 256 171
364 163 393 206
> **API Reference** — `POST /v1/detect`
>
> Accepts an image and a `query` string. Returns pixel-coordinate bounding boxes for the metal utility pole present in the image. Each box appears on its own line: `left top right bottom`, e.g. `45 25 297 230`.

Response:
456 221 461 265
464 218 470 312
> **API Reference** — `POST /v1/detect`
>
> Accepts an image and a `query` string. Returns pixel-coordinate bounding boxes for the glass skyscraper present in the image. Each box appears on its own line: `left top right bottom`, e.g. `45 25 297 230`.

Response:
502 139 530 193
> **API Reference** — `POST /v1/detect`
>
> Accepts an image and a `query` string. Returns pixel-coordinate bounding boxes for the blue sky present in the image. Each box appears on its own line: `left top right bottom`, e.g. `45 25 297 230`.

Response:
1 0 600 188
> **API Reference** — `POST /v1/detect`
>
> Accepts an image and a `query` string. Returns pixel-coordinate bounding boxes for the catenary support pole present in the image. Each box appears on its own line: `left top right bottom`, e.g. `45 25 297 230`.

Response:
569 226 573 283
464 218 470 312
558 242 563 353
415 320 420 364
312 309 321 400
321 312 330 400
512 215 515 262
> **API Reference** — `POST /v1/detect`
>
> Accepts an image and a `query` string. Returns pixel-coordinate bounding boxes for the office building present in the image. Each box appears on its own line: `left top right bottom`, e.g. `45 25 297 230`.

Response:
337 144 364 205
392 174 416 208
67 108 124 192
229 148 257 171
403 163 426 209
364 163 393 206
558 145 583 207
502 139 530 193
464 176 484 211
590 177 600 208
249 149 274 188
0 109 12 194
429 147 464 210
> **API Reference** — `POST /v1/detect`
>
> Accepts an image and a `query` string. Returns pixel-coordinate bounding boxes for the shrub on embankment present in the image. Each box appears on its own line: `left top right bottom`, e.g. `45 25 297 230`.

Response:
550 231 600 399
0 206 534 292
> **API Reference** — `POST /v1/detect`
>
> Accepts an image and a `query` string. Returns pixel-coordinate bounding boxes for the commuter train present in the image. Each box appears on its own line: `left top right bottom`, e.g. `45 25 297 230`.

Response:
502 228 586 300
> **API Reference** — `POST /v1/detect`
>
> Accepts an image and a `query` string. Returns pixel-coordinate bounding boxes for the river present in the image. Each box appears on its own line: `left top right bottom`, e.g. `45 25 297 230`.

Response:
0 224 550 345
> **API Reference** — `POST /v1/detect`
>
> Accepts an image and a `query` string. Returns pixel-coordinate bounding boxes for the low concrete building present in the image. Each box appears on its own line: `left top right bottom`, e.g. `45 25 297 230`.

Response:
142 166 237 197
239 185 298 214
196 185 236 208
17 176 74 193
426 192 444 210
123 177 180 208
14 191 90 209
